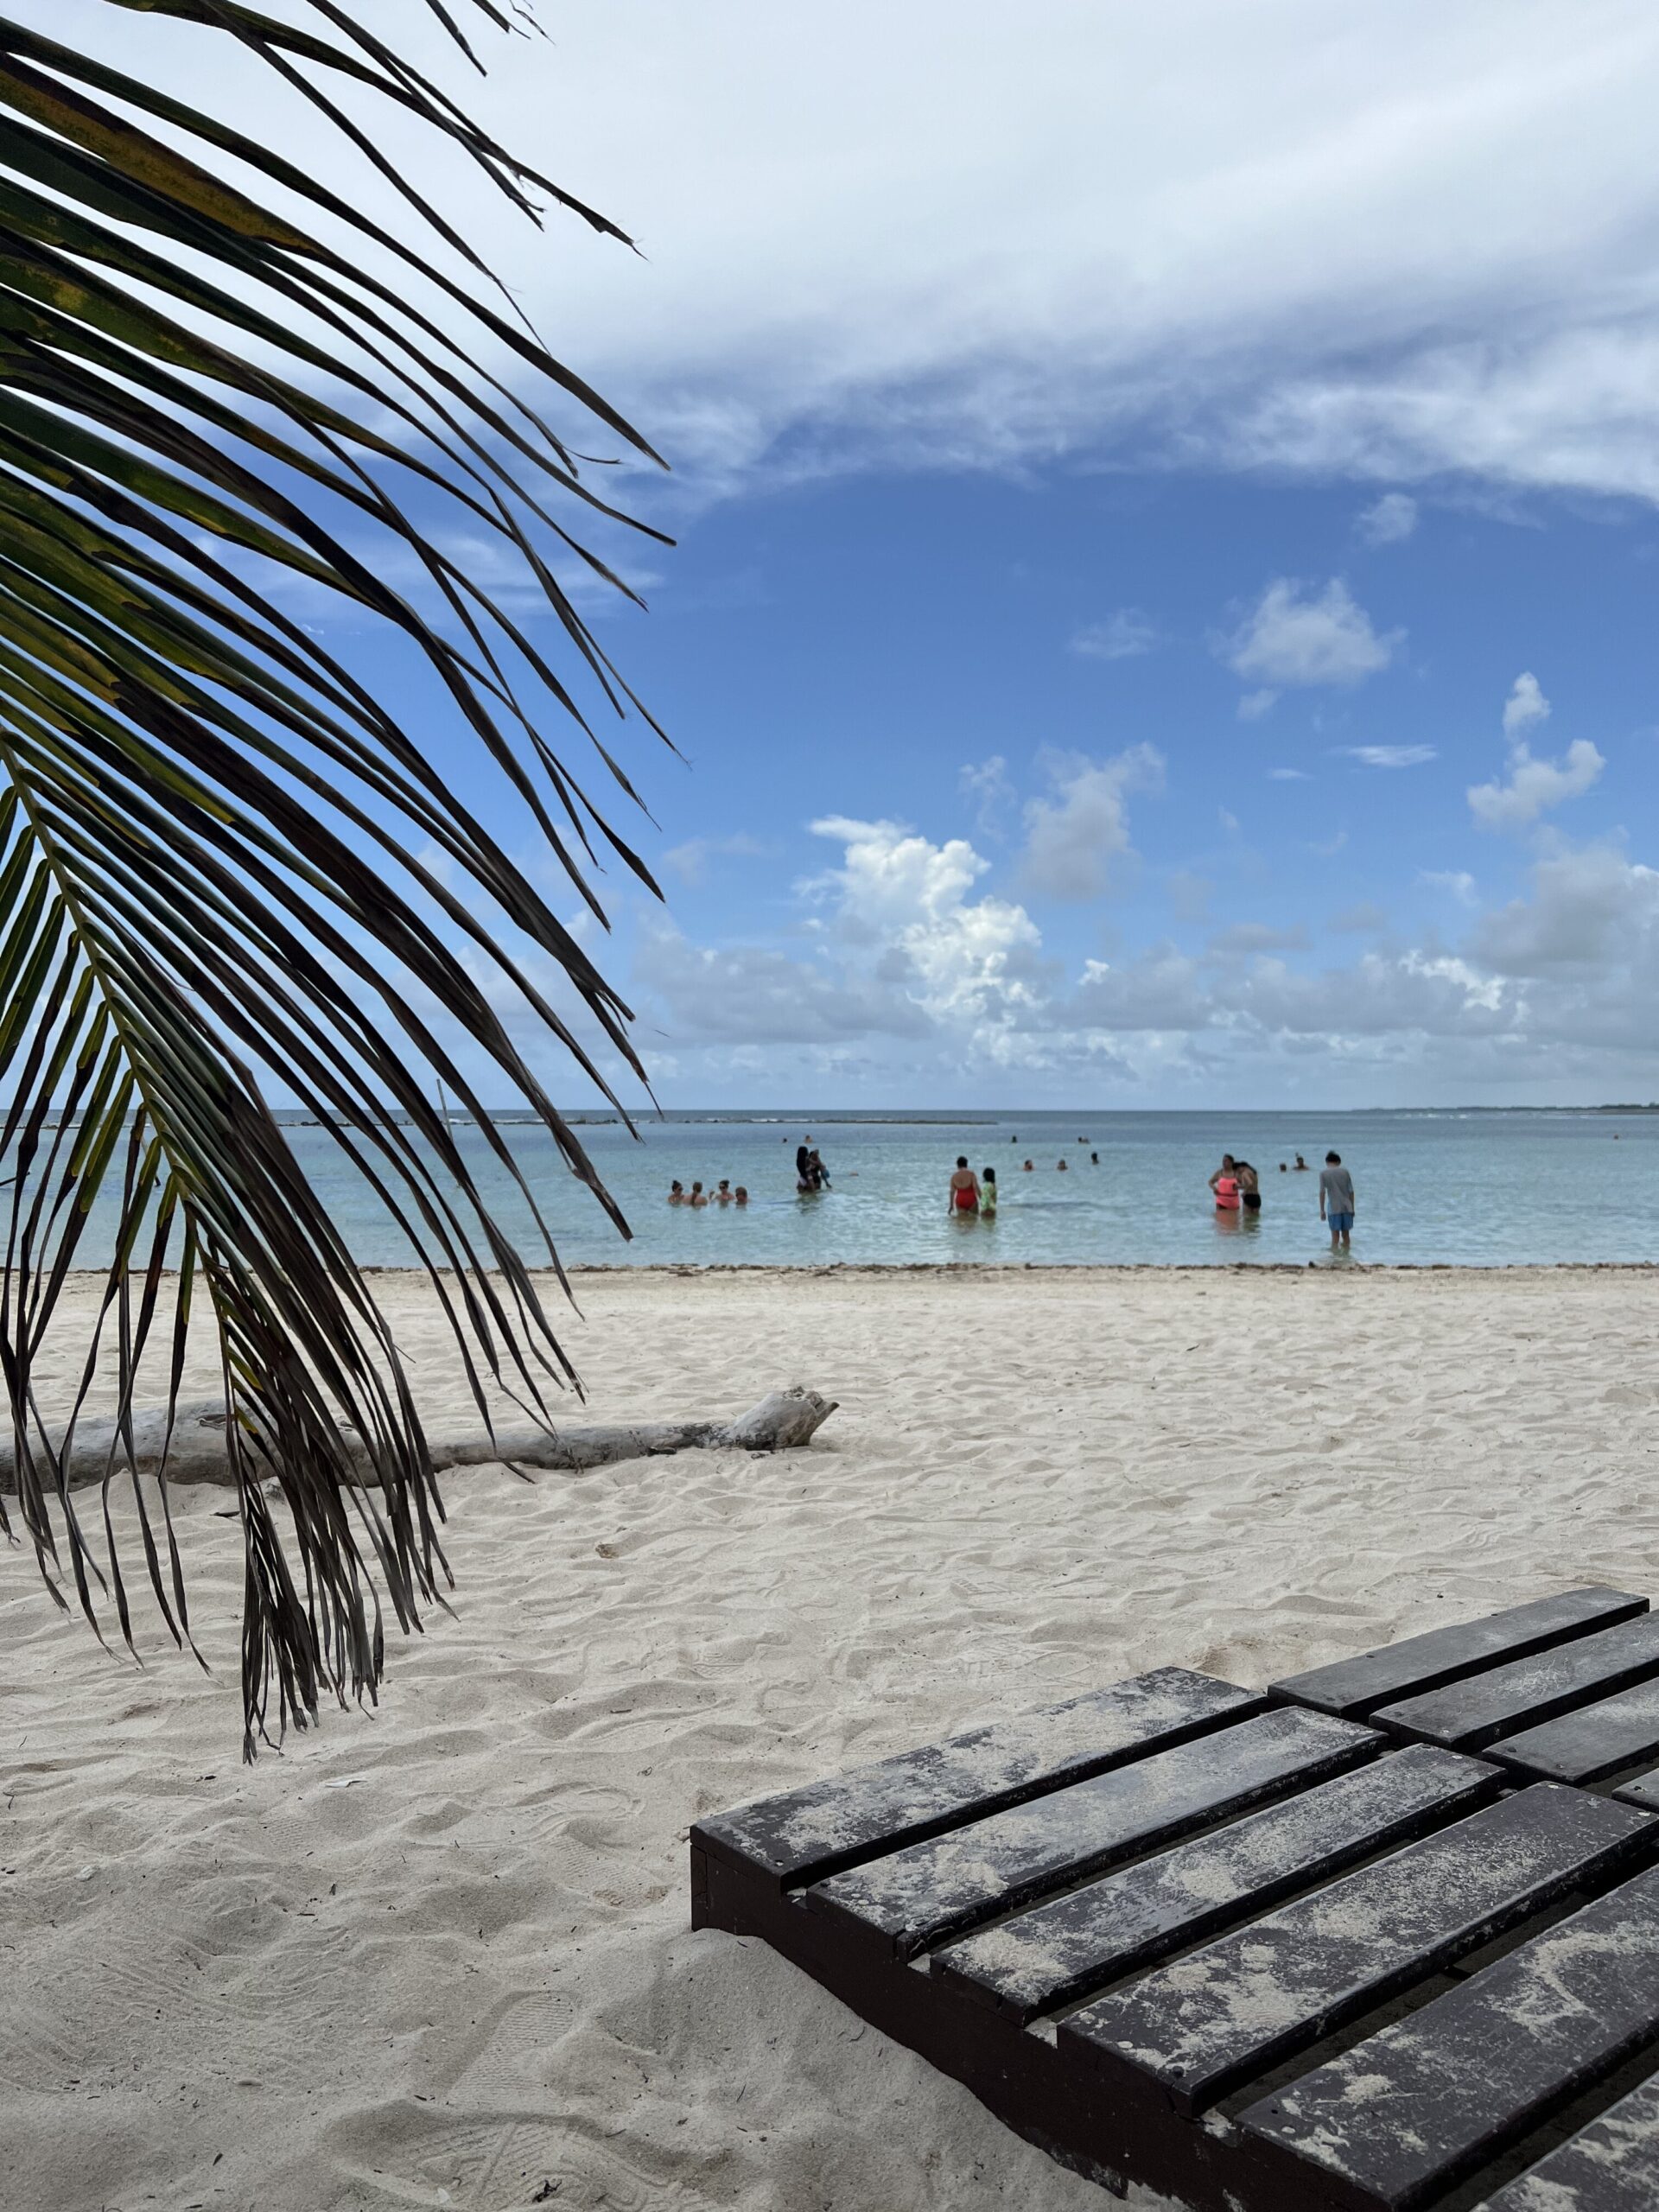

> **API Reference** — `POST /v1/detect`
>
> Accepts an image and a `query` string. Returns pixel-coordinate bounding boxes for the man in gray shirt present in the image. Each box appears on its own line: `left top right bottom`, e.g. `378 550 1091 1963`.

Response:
1319 1150 1356 1254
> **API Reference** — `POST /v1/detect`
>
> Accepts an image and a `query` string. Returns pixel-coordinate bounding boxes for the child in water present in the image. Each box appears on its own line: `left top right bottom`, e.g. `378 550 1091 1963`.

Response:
980 1166 998 1217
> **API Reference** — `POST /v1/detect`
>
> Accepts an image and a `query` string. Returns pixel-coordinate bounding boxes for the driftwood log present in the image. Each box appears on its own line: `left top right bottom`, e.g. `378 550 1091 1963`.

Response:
0 1386 838 1494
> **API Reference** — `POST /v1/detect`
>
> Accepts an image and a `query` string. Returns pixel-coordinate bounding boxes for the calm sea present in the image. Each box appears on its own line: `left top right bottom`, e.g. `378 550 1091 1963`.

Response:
254 1107 1659 1269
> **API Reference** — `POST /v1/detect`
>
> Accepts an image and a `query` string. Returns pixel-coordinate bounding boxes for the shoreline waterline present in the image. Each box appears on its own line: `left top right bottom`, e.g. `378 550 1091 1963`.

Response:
56 1257 1659 1280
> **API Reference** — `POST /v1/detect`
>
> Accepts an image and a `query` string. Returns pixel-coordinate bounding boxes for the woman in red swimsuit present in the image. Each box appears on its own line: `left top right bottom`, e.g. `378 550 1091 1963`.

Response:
948 1156 981 1215
1209 1153 1242 1213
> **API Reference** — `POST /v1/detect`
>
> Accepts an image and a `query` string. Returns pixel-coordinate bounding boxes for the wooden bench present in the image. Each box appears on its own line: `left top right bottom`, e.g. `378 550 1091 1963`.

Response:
690 1587 1659 2209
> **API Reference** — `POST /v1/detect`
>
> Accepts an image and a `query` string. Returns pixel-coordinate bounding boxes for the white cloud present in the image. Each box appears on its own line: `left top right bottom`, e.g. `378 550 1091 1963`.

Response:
959 754 1015 839
1503 671 1551 738
1356 493 1419 544
1017 745 1163 901
1343 744 1436 768
1472 844 1659 976
1071 607 1159 660
633 928 931 1040
1268 766 1311 779
1065 949 1215 1033
1231 949 1511 1039
1237 689 1278 721
1469 676 1603 830
808 816 1047 1029
97 4 1659 518
632 812 1659 1096
1217 326 1659 513
1420 868 1479 906
1224 580 1400 690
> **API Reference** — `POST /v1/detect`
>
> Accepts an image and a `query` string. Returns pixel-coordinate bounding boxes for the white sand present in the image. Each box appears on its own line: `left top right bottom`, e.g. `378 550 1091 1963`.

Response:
4 1263 1658 2212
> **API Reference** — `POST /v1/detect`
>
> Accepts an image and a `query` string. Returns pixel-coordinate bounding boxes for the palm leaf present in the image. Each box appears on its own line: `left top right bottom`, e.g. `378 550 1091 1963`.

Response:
0 0 670 1752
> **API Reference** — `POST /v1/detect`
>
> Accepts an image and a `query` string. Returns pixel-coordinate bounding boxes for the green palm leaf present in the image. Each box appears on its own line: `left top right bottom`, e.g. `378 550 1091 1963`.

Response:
0 1 668 1751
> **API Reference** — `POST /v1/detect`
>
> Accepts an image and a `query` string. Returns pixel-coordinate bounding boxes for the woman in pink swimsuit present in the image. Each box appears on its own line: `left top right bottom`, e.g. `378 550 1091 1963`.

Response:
1209 1153 1242 1213
949 1156 981 1215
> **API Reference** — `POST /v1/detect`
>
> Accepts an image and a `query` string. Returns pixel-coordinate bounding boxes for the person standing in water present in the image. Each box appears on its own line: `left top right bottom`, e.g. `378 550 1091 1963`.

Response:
980 1166 998 1217
1235 1158 1262 1213
949 1156 981 1215
1209 1154 1242 1214
1320 1150 1356 1253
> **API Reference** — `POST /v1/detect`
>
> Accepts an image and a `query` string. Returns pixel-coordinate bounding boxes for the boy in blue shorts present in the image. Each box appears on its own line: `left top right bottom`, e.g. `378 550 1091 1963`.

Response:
1319 1150 1356 1253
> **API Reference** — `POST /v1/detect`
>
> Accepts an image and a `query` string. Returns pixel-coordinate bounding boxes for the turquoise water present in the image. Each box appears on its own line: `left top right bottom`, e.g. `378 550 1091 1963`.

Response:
260 1108 1659 1268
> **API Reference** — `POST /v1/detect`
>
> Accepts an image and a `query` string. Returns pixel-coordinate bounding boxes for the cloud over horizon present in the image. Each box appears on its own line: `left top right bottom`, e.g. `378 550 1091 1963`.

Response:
628 798 1659 1101
92 1 1659 518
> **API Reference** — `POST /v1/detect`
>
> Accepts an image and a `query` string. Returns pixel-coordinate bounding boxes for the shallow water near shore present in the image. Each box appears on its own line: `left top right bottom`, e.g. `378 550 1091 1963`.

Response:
258 1106 1659 1269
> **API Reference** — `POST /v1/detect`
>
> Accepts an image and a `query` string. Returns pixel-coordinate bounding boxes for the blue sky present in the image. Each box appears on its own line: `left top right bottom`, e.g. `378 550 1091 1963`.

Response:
82 0 1659 1107
552 461 1659 1106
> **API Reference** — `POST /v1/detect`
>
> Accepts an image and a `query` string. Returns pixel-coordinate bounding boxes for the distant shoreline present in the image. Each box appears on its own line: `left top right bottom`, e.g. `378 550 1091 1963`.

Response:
275 1104 1659 1123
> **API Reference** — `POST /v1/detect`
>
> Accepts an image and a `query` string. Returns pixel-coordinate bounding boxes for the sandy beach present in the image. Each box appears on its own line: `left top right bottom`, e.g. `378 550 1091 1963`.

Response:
5 1263 1659 2212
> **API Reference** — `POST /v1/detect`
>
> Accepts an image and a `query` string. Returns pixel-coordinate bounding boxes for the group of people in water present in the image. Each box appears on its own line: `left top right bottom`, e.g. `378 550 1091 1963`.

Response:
951 1139 1358 1249
667 1179 747 1207
668 1132 1357 1249
949 1138 1100 1216
665 1134 832 1209
1209 1147 1357 1249
794 1138 831 1193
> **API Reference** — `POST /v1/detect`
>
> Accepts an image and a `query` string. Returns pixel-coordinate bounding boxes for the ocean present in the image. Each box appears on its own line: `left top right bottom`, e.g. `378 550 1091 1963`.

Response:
255 1107 1659 1269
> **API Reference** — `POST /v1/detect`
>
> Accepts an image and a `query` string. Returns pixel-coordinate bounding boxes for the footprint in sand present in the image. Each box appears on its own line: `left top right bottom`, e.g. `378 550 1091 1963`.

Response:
323 2105 696 2210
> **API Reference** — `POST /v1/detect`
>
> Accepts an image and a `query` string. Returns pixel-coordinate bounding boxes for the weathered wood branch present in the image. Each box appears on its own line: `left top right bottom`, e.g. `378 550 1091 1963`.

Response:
0 1387 837 1493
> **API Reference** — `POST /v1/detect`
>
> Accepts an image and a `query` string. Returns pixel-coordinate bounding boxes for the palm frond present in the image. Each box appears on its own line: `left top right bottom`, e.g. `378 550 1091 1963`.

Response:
0 0 668 1752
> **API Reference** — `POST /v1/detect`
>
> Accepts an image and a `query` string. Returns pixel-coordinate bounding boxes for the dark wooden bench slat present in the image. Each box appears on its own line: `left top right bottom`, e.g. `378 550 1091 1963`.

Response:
1239 1862 1659 2212
804 1706 1378 1961
1491 1680 1659 1786
1271 1589 1647 1720
690 1667 1262 1889
933 1745 1499 2024
1477 2066 1659 2209
1614 1769 1659 1815
1061 1783 1653 2117
1376 1614 1659 1754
